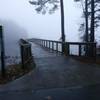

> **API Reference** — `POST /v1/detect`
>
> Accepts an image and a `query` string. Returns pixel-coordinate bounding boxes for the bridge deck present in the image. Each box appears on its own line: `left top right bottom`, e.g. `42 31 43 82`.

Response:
0 42 100 99
0 42 100 90
30 43 100 89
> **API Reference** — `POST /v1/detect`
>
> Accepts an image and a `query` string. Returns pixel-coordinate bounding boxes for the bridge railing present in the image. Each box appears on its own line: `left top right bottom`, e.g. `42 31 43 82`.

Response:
29 38 63 53
19 39 33 69
65 42 96 58
29 38 96 59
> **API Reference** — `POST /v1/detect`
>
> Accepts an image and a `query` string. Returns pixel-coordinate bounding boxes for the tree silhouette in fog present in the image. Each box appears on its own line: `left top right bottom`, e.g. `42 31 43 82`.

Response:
74 0 100 42
29 0 65 53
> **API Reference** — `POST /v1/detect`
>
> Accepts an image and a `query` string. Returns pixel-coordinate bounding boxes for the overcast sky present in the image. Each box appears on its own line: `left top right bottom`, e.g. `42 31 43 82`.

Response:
0 0 83 42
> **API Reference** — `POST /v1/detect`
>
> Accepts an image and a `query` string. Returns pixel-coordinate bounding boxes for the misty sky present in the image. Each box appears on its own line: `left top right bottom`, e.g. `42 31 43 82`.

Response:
0 0 84 42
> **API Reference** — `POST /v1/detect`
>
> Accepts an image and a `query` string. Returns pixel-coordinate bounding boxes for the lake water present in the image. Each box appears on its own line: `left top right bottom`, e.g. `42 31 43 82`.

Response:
0 42 21 69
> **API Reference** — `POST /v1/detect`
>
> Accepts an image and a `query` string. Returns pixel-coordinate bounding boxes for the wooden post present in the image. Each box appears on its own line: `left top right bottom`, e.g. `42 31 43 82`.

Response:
20 39 33 69
65 43 69 56
79 44 81 56
49 41 50 49
42 40 44 46
43 40 44 47
20 45 24 69
56 42 58 52
0 26 6 77
90 43 96 58
93 43 96 59
42 40 43 46
44 41 45 47
43 41 44 47
46 40 47 48
52 42 54 50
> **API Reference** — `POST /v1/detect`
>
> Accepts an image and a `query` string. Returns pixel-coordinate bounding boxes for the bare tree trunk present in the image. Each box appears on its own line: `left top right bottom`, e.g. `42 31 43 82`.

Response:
85 0 88 42
90 0 95 42
60 0 65 53
85 0 89 56
89 0 95 57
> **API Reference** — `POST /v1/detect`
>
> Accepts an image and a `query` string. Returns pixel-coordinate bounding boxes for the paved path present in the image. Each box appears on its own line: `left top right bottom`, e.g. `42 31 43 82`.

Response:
0 42 100 99
0 84 100 100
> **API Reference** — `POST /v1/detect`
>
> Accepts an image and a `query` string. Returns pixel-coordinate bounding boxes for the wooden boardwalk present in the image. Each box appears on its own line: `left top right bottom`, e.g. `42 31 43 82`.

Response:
0 42 100 90
28 42 100 89
0 42 100 100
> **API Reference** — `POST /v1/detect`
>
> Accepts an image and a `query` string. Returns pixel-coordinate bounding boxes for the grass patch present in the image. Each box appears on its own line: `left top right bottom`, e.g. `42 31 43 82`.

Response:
0 63 35 84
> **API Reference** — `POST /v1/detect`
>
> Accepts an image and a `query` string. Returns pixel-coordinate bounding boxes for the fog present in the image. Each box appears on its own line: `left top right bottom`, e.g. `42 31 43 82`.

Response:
0 20 28 56
0 0 100 57
0 0 82 40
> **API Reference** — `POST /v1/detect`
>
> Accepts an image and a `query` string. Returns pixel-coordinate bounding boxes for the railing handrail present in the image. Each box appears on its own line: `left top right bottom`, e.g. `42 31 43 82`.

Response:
28 38 62 43
66 42 96 45
28 38 96 44
29 38 96 60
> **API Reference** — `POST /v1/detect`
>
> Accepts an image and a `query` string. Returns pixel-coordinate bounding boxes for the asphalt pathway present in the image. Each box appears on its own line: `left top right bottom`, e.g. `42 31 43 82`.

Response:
0 42 100 100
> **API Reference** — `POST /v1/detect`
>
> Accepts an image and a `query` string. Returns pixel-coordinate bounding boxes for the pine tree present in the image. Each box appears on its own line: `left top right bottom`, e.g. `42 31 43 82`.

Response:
74 0 100 42
29 0 65 53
